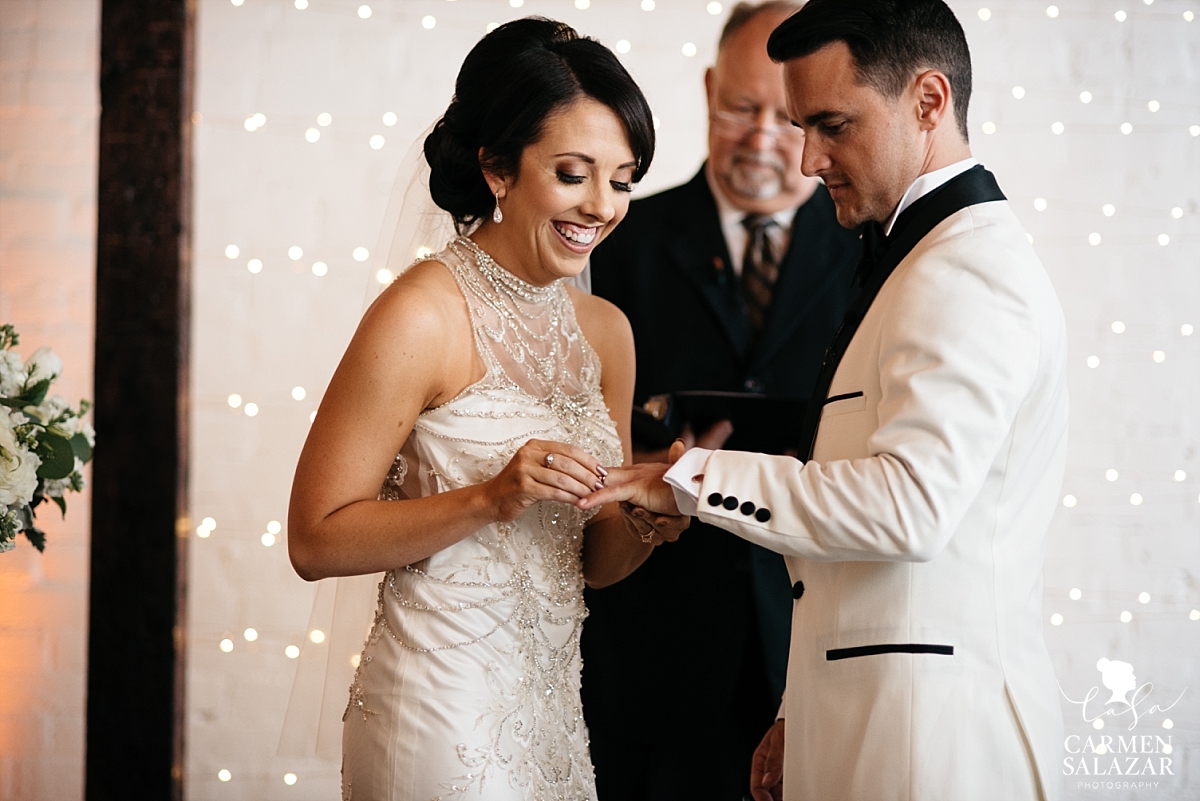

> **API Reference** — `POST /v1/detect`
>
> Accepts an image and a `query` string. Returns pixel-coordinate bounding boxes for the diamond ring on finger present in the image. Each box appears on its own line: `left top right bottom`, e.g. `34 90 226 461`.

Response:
544 454 554 468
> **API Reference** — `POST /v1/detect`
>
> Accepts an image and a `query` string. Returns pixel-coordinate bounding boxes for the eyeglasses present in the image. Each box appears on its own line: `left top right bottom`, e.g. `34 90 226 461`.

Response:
710 111 804 143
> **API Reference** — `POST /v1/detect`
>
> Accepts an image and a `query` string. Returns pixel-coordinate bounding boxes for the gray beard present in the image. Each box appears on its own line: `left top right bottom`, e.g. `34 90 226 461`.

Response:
724 155 786 201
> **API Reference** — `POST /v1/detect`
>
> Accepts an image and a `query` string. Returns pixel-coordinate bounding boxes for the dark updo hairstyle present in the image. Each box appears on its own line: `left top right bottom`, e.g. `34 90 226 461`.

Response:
425 18 656 233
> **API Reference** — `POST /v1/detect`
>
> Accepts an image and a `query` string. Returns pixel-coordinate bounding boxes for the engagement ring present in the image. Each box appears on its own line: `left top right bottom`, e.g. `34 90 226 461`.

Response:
544 454 554 468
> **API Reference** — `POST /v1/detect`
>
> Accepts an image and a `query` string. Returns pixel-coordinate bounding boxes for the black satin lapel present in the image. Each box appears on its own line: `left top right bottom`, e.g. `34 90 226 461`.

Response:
795 166 1006 460
663 173 754 358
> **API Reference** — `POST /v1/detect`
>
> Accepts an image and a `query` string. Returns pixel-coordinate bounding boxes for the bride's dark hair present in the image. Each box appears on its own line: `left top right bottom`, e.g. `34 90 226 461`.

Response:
425 18 656 233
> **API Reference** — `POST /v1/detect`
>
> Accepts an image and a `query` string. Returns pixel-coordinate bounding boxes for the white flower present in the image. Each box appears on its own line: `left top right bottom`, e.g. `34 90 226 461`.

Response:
0 408 40 507
25 347 62 385
81 421 95 448
0 351 25 396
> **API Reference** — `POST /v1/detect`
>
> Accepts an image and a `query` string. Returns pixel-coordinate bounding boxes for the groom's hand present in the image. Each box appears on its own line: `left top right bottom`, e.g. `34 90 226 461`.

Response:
750 719 785 801
578 439 687 515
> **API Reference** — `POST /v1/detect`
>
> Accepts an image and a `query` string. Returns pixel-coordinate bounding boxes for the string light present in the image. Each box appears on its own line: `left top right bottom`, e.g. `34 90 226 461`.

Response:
1011 86 1025 99
707 2 723 14
1157 234 1170 246
1086 355 1099 368
310 630 325 644
1171 206 1184 218
1120 122 1133 135
1033 197 1047 211
616 39 631 54
284 773 298 786
376 268 394 284
225 244 239 259
1088 232 1101 246
978 8 992 21
351 654 361 667
1102 204 1115 216
230 0 243 5
1079 91 1092 103
285 645 300 659
268 520 282 534
370 135 385 150
261 532 276 546
1176 470 1188 481
227 394 242 408
244 628 258 641
1062 494 1077 507
1147 100 1160 112
1185 10 1195 21
288 246 303 260
1152 350 1166 362
357 5 371 18
1190 125 1200 137
1069 588 1082 600
1182 324 1194 336
1051 121 1065 135
219 769 232 782
1111 321 1125 333
312 261 327 276
1046 5 1059 17
1114 10 1127 21
509 0 523 6
681 42 697 57
1106 469 1118 481
219 638 234 652
244 402 259 417
316 111 332 126
382 112 397 126
575 0 590 8
292 387 306 401
1139 592 1151 603
309 410 318 423
1129 493 1143 505
247 258 262 274
353 247 370 261
641 0 655 10
197 517 216 538
1050 613 1063 625
1120 610 1133 622
422 15 436 29
294 0 308 9
981 121 996 134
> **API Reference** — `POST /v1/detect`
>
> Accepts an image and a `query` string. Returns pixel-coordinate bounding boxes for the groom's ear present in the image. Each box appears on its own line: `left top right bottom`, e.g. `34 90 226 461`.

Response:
913 69 954 134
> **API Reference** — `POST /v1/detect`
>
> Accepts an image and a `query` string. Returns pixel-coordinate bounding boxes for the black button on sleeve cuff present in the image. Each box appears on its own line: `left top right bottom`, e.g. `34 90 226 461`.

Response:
707 493 724 507
722 496 740 511
755 508 771 523
740 501 756 515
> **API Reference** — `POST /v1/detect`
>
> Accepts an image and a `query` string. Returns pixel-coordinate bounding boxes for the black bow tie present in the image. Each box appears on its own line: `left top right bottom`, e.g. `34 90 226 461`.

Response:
852 220 889 287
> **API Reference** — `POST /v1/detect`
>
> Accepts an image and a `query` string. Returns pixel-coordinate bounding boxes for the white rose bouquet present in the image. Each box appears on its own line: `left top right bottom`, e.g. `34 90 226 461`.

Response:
0 324 94 553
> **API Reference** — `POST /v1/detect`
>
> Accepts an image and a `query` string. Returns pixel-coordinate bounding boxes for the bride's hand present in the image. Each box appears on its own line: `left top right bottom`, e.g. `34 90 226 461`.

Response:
484 439 608 522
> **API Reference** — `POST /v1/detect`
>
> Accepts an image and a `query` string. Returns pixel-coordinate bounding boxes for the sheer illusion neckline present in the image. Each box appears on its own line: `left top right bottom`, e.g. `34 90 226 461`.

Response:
457 236 559 301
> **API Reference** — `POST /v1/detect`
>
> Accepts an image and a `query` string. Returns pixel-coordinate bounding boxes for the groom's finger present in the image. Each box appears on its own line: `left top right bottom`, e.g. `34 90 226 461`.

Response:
576 479 637 509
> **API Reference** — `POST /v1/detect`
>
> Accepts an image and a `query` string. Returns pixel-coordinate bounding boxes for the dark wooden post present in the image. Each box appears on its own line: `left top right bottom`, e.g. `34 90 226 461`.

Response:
87 1 193 798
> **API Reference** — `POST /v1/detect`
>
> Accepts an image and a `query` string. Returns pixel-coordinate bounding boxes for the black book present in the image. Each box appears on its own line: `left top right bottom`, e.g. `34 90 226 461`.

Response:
631 391 806 455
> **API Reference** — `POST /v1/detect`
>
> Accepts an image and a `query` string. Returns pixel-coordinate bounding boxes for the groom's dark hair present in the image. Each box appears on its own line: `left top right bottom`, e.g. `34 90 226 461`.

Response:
766 0 973 141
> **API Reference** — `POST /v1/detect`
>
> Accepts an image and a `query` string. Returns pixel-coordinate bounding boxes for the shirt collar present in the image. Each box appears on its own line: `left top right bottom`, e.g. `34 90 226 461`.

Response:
883 157 979 236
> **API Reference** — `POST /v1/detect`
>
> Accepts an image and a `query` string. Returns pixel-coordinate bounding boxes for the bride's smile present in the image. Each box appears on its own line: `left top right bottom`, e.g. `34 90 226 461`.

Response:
472 96 639 285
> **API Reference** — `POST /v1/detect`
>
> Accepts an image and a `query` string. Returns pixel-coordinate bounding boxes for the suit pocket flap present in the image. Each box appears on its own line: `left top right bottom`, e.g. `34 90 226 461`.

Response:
820 391 865 420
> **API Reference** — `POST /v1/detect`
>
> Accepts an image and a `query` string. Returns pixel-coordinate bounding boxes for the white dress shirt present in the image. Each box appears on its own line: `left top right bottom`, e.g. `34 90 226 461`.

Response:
665 157 980 516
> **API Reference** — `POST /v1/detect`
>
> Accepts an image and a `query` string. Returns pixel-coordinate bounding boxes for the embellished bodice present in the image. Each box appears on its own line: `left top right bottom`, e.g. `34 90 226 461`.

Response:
346 238 621 800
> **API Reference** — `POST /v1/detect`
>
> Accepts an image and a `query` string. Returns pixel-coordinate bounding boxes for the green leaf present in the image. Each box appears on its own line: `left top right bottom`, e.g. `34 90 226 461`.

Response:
0 397 25 409
23 526 46 552
35 432 75 480
50 494 67 516
70 432 93 463
22 378 50 408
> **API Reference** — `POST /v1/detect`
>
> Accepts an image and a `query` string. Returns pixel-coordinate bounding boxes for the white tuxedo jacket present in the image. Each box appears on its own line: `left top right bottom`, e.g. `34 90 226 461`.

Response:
694 199 1068 800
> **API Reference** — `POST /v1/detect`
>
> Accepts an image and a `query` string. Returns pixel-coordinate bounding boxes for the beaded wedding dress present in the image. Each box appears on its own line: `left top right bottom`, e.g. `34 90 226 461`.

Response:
340 237 622 801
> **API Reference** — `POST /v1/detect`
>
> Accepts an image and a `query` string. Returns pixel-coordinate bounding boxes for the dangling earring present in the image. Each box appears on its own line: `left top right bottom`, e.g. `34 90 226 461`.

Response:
492 190 503 224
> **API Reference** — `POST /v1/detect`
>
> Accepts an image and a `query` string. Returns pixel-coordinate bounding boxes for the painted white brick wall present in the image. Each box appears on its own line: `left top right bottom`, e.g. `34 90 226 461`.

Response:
0 0 99 799
188 1 1199 799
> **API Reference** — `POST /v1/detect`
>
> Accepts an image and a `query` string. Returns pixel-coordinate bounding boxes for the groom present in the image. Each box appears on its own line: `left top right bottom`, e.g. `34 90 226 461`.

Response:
584 1 1068 799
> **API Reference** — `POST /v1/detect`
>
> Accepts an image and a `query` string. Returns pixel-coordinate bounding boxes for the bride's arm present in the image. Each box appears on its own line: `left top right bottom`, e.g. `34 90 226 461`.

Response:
288 262 607 581
570 289 665 589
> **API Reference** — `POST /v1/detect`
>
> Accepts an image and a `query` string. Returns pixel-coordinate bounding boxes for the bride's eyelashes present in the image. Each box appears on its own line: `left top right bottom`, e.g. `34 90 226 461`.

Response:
555 169 634 193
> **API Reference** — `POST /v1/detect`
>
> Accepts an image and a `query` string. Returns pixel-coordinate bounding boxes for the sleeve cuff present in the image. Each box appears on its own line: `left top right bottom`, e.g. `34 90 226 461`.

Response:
663 447 713 518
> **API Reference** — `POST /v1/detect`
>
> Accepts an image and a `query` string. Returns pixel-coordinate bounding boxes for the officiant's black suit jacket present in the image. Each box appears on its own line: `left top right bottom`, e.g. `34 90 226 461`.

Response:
583 167 861 799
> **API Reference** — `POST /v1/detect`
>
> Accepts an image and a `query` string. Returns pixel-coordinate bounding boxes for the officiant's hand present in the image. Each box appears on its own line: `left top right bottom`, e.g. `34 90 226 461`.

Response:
618 501 690 547
750 719 785 801
579 439 684 516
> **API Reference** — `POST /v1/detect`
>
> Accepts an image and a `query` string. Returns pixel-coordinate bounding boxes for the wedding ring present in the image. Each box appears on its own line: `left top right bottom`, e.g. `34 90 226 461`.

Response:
544 454 555 468
640 531 654 544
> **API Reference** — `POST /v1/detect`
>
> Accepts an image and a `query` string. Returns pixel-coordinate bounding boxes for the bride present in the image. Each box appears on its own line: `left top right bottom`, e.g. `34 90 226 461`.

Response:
287 18 687 801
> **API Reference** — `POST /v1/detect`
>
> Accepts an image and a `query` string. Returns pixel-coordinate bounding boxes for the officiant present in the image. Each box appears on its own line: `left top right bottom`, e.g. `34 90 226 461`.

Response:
581 3 861 798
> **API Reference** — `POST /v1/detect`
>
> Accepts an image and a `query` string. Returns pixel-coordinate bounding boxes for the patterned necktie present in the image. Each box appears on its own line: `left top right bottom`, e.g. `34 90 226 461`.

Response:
741 214 780 332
